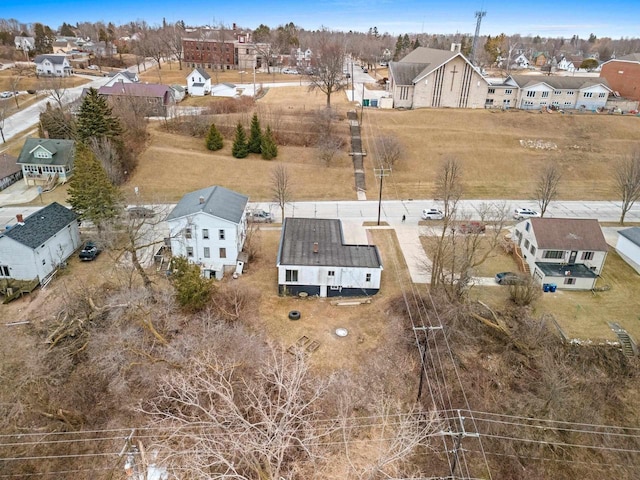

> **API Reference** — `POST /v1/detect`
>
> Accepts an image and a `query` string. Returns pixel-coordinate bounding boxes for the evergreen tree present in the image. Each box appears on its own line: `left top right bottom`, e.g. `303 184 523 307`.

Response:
76 88 123 143
170 256 215 312
413 38 421 50
260 126 278 160
68 143 122 227
205 123 223 151
393 35 403 60
231 123 249 158
33 23 54 55
59 22 75 37
248 113 263 154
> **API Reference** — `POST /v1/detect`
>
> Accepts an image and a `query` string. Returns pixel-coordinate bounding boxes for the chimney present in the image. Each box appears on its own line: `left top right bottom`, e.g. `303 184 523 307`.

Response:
16 214 24 223
313 242 319 254
451 43 461 53
199 196 205 204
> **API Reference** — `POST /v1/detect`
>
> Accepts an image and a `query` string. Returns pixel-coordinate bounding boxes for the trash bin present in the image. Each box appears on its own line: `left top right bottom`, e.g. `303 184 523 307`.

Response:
549 284 557 292
371 99 378 107
363 99 370 107
543 283 550 292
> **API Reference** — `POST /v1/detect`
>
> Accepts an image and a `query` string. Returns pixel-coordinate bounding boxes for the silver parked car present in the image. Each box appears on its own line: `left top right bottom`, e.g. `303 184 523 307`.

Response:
248 210 273 223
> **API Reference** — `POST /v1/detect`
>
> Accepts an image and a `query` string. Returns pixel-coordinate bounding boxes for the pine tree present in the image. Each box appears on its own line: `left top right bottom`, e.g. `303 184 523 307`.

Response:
205 123 223 151
260 125 278 160
247 113 263 154
76 88 123 143
231 122 249 158
68 143 122 227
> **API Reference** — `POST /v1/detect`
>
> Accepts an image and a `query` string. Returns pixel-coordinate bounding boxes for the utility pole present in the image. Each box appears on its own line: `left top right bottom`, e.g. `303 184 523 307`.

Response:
414 325 443 402
471 10 486 65
374 167 391 225
446 410 480 479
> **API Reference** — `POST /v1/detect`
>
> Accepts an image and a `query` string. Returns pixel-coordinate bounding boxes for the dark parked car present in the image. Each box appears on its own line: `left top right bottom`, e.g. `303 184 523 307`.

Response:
127 206 155 218
79 241 101 261
495 272 524 285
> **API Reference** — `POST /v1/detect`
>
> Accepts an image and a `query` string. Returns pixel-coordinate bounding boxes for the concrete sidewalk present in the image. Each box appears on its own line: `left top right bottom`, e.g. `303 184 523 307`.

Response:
0 181 40 206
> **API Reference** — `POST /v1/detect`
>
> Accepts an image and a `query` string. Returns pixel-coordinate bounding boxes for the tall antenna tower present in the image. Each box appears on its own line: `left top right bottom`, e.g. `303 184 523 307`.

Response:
471 10 486 65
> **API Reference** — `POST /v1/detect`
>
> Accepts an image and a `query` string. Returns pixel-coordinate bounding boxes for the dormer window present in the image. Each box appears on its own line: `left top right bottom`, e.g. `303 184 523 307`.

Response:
34 150 51 159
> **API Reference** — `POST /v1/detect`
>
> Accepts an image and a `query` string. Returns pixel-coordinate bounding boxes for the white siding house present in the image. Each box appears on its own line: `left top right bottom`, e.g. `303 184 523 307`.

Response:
186 68 211 96
104 70 139 87
34 54 72 77
277 218 383 298
513 218 609 290
166 186 248 279
616 227 640 274
0 202 80 284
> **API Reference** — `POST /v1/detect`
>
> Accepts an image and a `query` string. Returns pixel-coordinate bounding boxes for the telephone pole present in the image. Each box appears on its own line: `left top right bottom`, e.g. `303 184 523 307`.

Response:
373 167 391 225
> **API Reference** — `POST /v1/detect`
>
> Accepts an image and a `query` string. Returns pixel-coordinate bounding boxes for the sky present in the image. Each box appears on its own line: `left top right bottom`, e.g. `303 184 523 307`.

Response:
3 0 640 39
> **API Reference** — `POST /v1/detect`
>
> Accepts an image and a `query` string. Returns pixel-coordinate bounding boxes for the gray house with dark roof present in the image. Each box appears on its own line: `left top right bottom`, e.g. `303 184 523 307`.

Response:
187 67 212 96
513 218 609 290
616 227 640 274
104 70 139 87
0 202 80 283
277 218 383 297
166 186 249 279
388 46 489 109
17 138 75 187
98 83 175 116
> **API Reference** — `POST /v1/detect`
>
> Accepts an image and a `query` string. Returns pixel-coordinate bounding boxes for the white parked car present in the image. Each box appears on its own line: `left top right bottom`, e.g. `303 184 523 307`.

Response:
281 67 298 74
421 208 445 220
87 65 100 70
0 91 14 98
513 208 540 220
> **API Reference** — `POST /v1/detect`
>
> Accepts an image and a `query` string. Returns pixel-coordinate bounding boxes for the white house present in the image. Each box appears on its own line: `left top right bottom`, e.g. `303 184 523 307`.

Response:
34 54 72 77
512 54 530 69
512 218 609 290
104 70 139 87
615 227 640 274
166 185 248 279
0 202 80 284
276 218 383 298
14 36 35 52
186 68 211 96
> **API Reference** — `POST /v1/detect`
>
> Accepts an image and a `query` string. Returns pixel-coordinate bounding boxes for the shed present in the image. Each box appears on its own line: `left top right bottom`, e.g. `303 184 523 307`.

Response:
616 227 640 274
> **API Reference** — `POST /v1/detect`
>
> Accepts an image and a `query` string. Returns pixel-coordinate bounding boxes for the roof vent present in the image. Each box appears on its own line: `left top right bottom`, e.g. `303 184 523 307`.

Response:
313 242 319 254
199 196 205 204
16 214 24 223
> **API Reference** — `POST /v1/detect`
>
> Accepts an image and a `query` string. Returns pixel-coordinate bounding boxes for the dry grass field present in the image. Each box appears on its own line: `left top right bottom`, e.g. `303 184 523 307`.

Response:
0 67 88 92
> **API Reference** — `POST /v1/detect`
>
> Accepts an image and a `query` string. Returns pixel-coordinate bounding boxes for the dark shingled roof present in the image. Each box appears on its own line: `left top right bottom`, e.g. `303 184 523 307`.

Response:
389 47 481 86
0 152 20 178
528 218 609 251
195 67 211 80
388 61 430 86
3 202 77 249
618 227 640 247
98 83 173 102
617 53 640 62
34 54 69 65
278 218 382 268
166 185 248 224
508 74 610 90
107 71 138 81
17 138 75 167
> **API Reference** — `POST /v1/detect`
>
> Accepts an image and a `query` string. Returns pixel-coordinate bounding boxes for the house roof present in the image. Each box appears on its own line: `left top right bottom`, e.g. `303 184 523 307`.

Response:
17 138 75 167
508 74 611 91
528 218 609 251
618 227 640 247
34 54 69 65
108 71 138 81
166 185 248 224
388 61 432 86
98 83 172 101
278 218 382 268
617 53 640 62
193 67 210 80
3 202 77 249
390 47 486 86
0 153 20 178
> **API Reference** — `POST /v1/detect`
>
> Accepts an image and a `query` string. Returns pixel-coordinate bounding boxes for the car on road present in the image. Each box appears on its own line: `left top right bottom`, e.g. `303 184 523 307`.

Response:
495 271 525 285
0 91 14 98
513 208 540 220
87 65 100 70
247 209 273 223
127 206 156 218
282 67 298 74
79 241 101 261
421 208 444 220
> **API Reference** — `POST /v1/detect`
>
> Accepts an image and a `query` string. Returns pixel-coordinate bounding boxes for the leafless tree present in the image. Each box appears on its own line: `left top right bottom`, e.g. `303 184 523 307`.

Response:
374 135 404 169
39 76 69 110
140 345 331 479
271 163 293 221
9 63 31 108
160 23 184 70
307 30 347 107
0 99 8 143
534 163 562 217
614 149 640 224
88 137 124 185
317 134 344 167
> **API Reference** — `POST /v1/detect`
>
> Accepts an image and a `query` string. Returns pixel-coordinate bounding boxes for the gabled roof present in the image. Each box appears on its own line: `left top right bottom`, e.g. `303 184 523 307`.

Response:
278 218 382 268
98 83 172 101
0 153 20 178
527 218 609 251
166 185 248 224
507 74 611 91
192 67 211 80
3 202 77 249
108 70 138 81
617 53 640 62
34 54 69 65
17 138 75 167
618 227 640 247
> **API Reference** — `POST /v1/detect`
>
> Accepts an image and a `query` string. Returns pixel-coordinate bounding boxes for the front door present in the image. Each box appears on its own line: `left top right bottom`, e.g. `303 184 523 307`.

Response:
569 251 577 264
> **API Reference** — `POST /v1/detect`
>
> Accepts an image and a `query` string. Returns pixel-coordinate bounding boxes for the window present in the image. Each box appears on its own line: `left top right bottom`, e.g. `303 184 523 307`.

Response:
530 245 536 255
583 92 593 98
488 88 495 94
525 222 530 232
202 229 209 239
524 101 534 106
564 277 576 285
524 239 530 249
219 248 226 259
582 251 594 260
366 273 372 282
286 269 298 282
505 89 512 94
485 99 494 105
567 90 574 95
554 90 561 95
598 92 606 98
187 247 194 257
204 247 210 258
328 270 335 277
185 228 192 239
526 91 536 97
544 250 564 259
541 91 549 98
219 229 225 240
564 101 573 106
0 265 9 277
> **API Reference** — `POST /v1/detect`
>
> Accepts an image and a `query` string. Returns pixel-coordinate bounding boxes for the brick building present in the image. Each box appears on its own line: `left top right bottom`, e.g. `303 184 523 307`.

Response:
600 53 640 101
182 25 263 71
